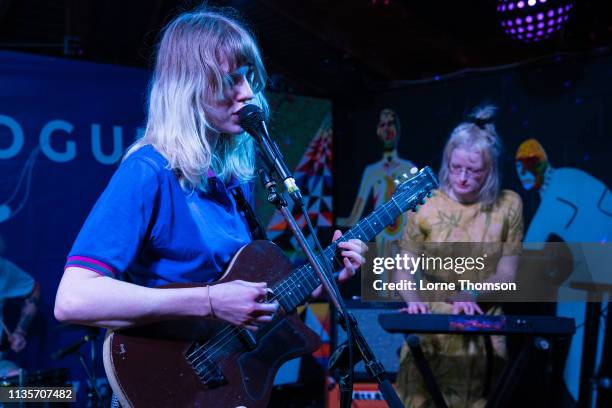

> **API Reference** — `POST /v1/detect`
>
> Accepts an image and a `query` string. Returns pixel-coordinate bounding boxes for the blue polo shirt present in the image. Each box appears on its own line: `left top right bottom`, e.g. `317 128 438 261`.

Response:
65 145 253 287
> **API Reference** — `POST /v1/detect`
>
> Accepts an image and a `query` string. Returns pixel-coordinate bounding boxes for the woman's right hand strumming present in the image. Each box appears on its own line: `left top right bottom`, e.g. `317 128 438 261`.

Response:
209 280 279 332
55 268 279 331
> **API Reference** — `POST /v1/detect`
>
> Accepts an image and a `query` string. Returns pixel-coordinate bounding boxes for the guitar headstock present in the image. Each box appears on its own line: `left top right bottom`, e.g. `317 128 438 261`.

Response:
392 166 439 213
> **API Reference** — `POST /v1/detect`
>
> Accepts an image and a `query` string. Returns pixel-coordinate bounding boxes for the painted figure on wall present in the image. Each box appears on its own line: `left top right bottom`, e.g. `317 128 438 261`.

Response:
515 138 612 402
337 109 416 257
516 138 611 243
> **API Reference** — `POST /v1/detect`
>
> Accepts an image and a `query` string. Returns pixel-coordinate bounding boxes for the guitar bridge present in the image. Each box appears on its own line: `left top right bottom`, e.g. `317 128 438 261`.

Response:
185 342 226 388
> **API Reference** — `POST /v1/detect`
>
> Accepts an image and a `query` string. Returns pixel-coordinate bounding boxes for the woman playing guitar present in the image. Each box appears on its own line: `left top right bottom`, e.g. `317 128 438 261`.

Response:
54 6 366 406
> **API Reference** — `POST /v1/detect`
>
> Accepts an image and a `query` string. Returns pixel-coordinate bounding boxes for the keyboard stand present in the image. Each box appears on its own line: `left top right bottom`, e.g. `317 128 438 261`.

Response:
405 334 448 408
405 333 551 408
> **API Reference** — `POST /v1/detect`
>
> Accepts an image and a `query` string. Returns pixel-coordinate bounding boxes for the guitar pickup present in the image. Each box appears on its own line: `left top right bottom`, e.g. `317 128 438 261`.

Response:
185 342 226 388
238 328 258 350
198 363 226 388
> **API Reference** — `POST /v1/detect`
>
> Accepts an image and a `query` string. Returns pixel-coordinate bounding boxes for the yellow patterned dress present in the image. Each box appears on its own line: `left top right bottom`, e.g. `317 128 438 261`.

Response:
396 189 523 408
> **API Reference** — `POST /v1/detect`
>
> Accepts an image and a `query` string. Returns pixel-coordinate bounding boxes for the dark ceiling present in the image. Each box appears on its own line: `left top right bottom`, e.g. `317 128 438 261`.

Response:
1 0 611 97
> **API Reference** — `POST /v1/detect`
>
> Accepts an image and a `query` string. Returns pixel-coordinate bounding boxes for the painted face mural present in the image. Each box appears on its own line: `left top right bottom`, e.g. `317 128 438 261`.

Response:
515 138 548 191
376 109 399 150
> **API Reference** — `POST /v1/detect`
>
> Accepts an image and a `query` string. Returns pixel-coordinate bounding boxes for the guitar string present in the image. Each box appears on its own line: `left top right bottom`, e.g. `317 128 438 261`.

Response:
186 185 428 373
192 245 330 358
186 181 431 381
188 258 325 368
195 183 433 380
185 219 369 363
191 282 312 375
195 198 429 380
188 222 379 371
185 212 381 366
187 202 405 370
189 201 405 371
189 233 359 372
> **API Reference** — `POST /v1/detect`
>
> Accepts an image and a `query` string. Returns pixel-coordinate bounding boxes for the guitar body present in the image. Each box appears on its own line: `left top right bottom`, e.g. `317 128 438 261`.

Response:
103 241 321 408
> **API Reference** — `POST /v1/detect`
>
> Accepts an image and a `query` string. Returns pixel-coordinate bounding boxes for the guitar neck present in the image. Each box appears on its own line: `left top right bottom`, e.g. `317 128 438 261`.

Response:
271 198 406 312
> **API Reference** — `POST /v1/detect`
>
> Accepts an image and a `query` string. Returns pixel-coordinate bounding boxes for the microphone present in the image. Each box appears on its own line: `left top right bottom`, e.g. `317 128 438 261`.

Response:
238 105 303 205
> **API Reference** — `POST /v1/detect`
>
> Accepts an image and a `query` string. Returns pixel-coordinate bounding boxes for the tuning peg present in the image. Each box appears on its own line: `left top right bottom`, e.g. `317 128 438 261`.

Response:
427 191 433 198
394 179 400 186
410 167 418 175
413 205 420 212
419 197 427 205
402 173 409 179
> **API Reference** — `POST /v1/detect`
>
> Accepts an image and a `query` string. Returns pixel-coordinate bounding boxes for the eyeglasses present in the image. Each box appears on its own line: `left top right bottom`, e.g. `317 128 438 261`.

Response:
448 163 485 178
223 64 255 90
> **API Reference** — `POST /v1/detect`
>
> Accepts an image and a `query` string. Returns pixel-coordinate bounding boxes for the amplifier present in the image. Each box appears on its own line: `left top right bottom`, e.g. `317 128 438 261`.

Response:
332 301 405 379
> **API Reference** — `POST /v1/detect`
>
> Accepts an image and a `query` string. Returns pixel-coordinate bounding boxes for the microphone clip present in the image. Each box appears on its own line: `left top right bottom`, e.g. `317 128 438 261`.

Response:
238 105 303 207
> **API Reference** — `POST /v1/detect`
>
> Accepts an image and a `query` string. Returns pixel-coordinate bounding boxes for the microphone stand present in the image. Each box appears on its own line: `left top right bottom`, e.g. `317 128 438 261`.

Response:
257 165 404 408
52 329 103 407
78 349 103 408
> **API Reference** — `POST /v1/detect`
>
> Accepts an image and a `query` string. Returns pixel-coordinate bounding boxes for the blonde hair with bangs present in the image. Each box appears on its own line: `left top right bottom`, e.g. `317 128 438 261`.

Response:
127 7 268 190
438 105 502 210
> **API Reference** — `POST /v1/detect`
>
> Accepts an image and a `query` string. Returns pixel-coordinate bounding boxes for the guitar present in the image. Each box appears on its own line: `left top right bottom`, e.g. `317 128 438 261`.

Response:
103 167 438 408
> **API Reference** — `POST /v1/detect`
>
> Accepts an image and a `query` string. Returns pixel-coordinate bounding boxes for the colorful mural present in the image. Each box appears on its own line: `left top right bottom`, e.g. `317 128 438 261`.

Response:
516 138 612 401
336 109 416 258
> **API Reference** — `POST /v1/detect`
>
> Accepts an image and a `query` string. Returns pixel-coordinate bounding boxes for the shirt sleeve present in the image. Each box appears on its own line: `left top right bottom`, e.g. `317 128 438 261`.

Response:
65 157 161 277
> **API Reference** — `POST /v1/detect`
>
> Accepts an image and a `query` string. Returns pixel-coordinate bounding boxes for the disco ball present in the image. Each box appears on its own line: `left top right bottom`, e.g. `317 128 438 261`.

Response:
497 0 575 43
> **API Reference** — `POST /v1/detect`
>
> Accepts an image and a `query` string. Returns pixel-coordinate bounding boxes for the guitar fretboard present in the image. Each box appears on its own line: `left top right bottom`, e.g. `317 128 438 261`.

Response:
271 186 424 312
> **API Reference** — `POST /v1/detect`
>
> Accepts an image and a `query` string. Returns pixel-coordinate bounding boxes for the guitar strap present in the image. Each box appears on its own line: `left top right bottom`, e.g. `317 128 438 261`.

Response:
231 186 269 241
